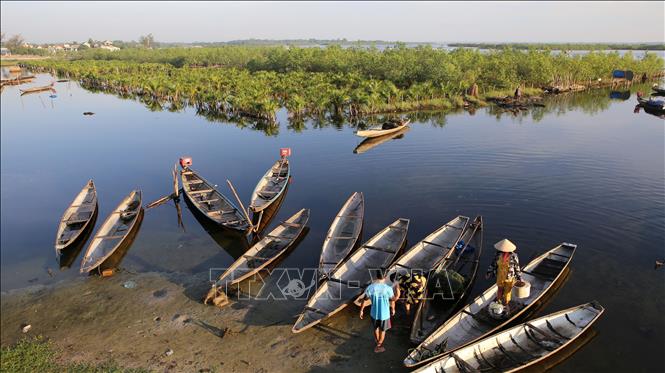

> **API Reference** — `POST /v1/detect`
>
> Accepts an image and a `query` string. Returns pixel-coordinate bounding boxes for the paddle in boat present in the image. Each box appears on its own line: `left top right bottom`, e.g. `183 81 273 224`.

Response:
80 190 144 274
410 216 484 344
292 218 409 333
55 179 98 254
412 301 604 373
404 242 577 367
214 208 310 289
318 192 364 278
179 157 250 232
355 118 410 138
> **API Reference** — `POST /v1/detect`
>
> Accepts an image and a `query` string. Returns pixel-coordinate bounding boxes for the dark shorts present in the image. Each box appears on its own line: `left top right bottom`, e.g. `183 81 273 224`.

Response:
371 317 391 331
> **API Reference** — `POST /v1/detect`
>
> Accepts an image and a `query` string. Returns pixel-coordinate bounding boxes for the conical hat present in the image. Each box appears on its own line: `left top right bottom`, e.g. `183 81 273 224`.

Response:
494 239 516 252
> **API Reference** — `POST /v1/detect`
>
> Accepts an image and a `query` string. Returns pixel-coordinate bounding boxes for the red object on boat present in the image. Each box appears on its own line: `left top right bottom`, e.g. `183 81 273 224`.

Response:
280 148 291 158
179 157 193 168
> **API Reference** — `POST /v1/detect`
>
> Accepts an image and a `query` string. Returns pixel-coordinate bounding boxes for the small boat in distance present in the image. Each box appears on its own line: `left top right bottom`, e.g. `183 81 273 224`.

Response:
355 118 410 138
652 84 665 96
249 158 290 213
318 192 364 278
80 190 144 274
55 180 98 253
353 126 410 154
180 163 249 231
19 82 55 95
412 302 605 373
636 92 665 115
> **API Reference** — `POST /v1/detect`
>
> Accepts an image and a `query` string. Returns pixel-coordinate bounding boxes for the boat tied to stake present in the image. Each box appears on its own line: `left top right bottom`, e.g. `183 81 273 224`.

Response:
405 242 577 367
413 301 604 373
215 208 310 288
249 156 291 213
180 157 250 231
80 190 144 274
55 180 98 253
355 118 410 138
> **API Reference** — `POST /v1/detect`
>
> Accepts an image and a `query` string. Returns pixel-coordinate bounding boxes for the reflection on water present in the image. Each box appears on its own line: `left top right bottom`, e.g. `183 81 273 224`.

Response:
354 126 410 154
0 73 663 372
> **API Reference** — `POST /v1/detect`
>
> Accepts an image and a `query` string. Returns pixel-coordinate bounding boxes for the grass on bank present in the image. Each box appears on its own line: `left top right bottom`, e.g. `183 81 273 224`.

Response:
0 336 148 373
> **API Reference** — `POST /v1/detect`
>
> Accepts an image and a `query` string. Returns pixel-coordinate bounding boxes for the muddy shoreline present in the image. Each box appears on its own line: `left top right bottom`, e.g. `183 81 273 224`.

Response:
1 270 413 372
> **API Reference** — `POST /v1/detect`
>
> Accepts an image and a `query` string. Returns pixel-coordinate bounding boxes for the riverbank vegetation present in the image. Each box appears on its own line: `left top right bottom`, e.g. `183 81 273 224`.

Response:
0 336 148 373
22 45 664 122
448 43 665 51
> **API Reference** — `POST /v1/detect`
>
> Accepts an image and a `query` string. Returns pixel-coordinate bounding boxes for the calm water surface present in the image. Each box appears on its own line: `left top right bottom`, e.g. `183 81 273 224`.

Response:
1 73 663 371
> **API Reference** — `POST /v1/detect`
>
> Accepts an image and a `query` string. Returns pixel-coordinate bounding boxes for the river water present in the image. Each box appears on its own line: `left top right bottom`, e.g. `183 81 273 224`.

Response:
1 72 663 371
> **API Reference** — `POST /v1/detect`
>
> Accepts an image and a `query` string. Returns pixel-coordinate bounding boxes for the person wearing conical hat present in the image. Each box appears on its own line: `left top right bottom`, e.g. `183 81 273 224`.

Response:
486 239 522 314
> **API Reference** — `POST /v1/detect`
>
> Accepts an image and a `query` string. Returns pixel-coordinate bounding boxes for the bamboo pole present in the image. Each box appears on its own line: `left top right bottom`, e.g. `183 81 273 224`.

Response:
172 163 179 198
226 179 253 233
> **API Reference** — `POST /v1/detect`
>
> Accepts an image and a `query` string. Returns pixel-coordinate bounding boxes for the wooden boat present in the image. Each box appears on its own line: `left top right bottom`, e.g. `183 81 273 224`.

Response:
354 126 410 154
55 180 98 253
249 158 290 213
0 75 35 86
637 96 665 115
181 166 249 231
355 119 410 138
292 218 409 333
410 216 483 344
318 192 364 277
215 208 310 287
80 190 144 274
19 82 55 95
351 215 469 307
404 242 577 367
412 302 604 373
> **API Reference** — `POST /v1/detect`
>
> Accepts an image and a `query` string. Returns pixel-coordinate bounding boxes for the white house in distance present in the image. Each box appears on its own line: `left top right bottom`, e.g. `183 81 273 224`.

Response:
0 47 11 56
100 44 120 51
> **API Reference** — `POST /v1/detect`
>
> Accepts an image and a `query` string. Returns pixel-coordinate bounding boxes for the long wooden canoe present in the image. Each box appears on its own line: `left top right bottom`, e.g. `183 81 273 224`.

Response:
355 119 410 138
55 180 98 253
19 82 55 95
249 158 290 213
215 208 309 288
80 190 144 273
351 215 469 307
413 302 604 373
405 242 577 367
410 216 484 344
318 192 364 278
292 218 409 333
181 167 249 231
353 126 410 154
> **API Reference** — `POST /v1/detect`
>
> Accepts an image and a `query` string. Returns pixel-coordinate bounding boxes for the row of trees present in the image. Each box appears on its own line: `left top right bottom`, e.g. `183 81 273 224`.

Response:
23 45 664 122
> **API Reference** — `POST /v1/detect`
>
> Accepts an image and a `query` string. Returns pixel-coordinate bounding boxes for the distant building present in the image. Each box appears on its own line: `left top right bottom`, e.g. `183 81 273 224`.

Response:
0 48 10 56
82 42 91 48
103 40 114 46
100 45 120 52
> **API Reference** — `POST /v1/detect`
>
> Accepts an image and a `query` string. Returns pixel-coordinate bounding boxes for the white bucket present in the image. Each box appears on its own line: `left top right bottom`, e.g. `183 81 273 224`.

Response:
513 280 531 299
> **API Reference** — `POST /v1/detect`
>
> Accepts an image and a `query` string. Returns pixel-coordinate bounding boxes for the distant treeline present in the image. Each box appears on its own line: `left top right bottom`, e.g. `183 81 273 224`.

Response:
23 45 664 122
449 43 665 51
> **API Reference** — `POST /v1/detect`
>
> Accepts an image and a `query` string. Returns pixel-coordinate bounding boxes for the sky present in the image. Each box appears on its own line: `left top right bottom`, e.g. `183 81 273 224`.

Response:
1 1 664 44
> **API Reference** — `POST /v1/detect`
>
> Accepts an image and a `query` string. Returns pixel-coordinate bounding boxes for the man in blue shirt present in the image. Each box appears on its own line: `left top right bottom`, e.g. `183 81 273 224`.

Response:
359 269 395 353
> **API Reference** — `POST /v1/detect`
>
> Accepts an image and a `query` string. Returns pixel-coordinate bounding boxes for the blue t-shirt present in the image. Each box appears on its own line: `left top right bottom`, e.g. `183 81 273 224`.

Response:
365 282 394 321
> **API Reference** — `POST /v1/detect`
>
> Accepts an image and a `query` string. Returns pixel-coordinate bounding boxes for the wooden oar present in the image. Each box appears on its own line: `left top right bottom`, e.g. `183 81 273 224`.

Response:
226 179 254 234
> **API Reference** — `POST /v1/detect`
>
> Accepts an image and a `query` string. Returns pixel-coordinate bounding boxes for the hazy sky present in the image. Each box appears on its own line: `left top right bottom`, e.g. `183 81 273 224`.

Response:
1 1 663 44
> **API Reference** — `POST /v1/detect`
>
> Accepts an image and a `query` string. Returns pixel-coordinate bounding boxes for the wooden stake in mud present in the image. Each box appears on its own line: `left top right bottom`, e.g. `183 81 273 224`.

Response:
172 163 179 199
226 179 254 233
